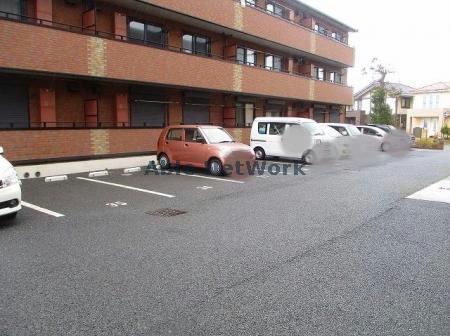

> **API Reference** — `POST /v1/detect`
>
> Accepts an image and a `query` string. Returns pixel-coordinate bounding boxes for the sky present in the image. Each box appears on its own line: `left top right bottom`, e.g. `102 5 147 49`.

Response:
300 0 450 91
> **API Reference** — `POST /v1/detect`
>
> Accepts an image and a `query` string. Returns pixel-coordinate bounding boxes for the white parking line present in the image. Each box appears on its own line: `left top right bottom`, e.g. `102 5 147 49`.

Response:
76 177 176 198
22 201 65 217
146 169 245 184
407 176 450 204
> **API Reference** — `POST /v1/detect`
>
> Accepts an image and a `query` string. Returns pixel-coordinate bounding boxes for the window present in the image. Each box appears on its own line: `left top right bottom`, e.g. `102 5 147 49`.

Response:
167 128 183 141
329 72 342 83
363 128 381 136
269 123 287 135
201 128 234 144
401 97 411 109
422 95 427 108
245 0 256 6
331 32 343 42
182 34 211 56
236 103 255 127
428 95 433 108
185 128 205 143
266 2 285 18
435 94 440 108
236 47 256 66
258 122 268 134
265 55 283 71
0 0 23 19
329 125 349 136
314 24 327 35
128 20 165 46
314 67 325 81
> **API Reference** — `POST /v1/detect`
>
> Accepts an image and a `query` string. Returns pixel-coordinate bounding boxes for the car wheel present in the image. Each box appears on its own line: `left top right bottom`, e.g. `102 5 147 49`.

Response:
381 142 390 152
208 158 223 176
303 150 316 165
159 153 170 169
254 147 266 160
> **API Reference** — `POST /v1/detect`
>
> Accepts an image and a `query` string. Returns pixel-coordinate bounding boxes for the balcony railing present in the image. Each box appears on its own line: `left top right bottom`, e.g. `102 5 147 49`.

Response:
0 121 166 130
242 0 349 45
0 10 351 84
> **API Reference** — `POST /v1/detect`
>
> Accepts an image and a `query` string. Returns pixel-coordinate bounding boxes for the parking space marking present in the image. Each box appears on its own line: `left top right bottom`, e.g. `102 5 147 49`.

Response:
196 186 213 190
145 169 245 184
22 201 65 217
76 177 176 198
407 176 450 204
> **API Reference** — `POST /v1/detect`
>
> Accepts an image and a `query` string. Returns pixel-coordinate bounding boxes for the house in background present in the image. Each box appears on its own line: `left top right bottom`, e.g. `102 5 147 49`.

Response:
406 82 450 137
345 81 415 127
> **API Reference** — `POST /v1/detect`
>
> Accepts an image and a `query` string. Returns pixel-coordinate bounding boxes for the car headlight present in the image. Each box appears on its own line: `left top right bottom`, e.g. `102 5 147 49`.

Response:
0 167 20 188
314 139 322 145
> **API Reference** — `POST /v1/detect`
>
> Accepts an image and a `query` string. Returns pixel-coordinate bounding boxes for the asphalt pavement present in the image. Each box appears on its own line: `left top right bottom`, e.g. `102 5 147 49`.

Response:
0 148 449 336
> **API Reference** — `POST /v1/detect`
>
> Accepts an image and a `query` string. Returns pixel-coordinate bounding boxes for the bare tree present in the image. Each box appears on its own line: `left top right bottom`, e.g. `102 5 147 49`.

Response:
362 58 394 87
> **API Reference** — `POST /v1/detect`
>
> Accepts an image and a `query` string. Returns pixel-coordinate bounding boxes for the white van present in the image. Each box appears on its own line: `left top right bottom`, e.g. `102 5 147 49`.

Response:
250 117 328 164
0 146 21 219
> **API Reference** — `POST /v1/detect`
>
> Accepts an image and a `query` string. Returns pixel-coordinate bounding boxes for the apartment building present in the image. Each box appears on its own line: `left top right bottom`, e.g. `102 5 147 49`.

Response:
0 0 356 163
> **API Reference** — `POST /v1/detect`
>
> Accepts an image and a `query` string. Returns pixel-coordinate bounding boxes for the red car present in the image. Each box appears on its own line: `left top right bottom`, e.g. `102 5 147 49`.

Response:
157 125 255 175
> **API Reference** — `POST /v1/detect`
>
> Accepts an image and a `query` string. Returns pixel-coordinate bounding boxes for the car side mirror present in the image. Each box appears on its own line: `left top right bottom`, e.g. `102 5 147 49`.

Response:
0 146 3 154
196 138 206 144
376 133 383 137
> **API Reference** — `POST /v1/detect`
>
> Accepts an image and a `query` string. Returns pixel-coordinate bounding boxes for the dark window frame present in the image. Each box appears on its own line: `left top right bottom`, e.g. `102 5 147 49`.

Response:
235 102 255 127
401 97 411 109
266 1 287 19
182 33 211 56
265 54 283 71
314 67 325 81
0 0 27 18
127 18 167 47
236 46 256 67
314 23 328 36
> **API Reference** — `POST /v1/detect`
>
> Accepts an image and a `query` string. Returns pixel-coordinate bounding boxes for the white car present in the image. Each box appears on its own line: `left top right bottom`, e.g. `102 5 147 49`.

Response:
326 123 362 137
0 146 21 219
318 123 348 159
250 117 330 164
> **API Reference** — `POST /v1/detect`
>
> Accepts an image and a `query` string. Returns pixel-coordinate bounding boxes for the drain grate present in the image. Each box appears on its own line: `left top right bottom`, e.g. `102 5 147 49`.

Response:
146 208 187 217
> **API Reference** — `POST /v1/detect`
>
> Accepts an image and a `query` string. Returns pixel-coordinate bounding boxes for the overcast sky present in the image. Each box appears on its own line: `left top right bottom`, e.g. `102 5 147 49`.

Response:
300 0 450 91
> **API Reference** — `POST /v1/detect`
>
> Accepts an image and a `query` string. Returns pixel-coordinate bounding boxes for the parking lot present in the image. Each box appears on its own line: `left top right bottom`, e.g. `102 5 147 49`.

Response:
17 158 317 220
1 148 449 336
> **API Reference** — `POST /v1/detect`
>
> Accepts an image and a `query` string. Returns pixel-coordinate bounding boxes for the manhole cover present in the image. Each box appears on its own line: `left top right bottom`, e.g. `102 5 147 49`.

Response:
146 208 187 217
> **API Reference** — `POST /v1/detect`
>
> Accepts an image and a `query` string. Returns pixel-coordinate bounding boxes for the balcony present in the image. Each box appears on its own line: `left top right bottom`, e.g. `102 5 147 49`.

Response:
0 15 352 106
145 0 355 67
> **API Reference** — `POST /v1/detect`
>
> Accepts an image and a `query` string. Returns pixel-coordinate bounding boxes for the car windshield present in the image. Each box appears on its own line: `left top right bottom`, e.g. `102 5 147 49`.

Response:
347 125 362 136
320 125 342 137
201 128 235 144
302 122 325 136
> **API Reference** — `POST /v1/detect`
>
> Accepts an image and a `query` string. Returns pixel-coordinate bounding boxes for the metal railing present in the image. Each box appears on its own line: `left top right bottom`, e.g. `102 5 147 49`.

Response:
0 10 351 82
0 121 166 130
241 0 349 45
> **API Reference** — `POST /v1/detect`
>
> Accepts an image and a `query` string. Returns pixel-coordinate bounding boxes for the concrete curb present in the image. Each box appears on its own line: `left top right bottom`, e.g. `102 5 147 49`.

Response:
89 171 109 177
15 155 156 179
44 175 68 182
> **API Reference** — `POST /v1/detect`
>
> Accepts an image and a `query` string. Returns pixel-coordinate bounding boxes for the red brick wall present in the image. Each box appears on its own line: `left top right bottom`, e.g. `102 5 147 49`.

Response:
0 127 255 162
0 19 353 105
147 0 354 66
0 129 163 162
0 130 92 162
